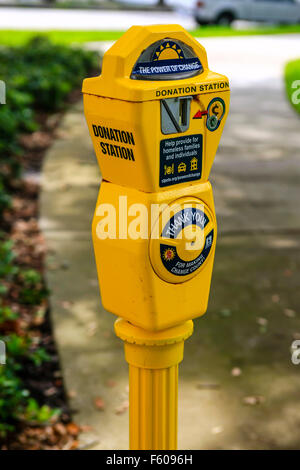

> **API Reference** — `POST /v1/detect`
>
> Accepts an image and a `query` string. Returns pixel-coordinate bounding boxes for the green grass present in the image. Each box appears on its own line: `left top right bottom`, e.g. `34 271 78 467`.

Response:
192 23 300 38
0 30 123 46
285 59 300 115
0 24 299 46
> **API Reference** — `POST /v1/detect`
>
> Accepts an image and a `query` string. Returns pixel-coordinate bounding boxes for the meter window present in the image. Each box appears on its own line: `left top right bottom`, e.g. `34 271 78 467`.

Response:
161 97 192 135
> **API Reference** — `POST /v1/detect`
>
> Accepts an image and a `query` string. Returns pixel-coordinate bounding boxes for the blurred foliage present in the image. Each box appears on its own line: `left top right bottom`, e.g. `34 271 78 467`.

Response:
0 36 99 218
285 59 300 115
0 331 56 437
19 269 49 306
0 240 19 279
23 398 60 424
0 37 98 438
0 237 57 437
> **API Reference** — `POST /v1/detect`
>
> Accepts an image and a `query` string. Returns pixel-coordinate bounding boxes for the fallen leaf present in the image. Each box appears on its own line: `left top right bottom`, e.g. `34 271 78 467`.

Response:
243 395 265 406
66 422 80 436
33 307 46 326
106 379 117 388
70 440 79 450
62 438 79 450
61 300 73 309
87 321 98 337
271 294 280 303
115 400 129 415
68 389 77 399
54 423 67 436
257 317 268 326
231 367 242 377
19 131 52 151
284 309 296 318
44 387 57 397
94 397 105 411
80 425 94 433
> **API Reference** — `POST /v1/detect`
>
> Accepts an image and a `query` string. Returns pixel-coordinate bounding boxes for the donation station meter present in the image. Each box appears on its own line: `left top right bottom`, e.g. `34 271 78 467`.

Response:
83 24 230 450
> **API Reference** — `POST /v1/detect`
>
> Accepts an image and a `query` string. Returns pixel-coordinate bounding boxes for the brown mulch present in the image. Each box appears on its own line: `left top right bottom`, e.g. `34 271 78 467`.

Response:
0 89 85 451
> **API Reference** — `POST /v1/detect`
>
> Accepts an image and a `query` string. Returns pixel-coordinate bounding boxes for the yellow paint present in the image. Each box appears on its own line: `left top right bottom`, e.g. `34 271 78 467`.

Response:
115 319 193 450
83 24 230 450
82 24 228 102
92 181 216 330
210 99 224 119
83 89 229 194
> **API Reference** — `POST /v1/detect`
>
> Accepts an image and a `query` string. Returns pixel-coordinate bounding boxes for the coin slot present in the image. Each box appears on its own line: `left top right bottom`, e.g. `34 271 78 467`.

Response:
179 98 188 127
161 96 192 135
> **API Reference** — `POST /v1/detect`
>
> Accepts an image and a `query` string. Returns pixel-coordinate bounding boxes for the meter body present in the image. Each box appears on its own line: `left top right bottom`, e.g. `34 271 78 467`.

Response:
83 24 230 331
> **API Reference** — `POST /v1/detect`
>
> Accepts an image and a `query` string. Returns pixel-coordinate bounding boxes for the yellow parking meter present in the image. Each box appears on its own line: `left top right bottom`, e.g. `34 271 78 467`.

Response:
83 24 230 450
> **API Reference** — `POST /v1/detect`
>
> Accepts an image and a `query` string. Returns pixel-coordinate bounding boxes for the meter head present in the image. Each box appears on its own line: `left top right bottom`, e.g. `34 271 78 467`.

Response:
83 24 230 193
83 25 230 329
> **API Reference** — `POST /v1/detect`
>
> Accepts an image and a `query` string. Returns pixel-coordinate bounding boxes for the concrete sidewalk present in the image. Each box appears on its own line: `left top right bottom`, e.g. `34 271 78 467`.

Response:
40 37 300 449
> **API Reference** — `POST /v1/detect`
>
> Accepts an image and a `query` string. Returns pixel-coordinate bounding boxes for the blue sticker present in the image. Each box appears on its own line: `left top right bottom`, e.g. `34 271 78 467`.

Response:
161 207 209 239
132 58 203 77
160 229 214 277
132 40 203 78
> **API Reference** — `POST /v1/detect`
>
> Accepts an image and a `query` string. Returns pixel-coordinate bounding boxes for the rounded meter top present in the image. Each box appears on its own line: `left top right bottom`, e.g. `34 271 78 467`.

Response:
131 37 203 81
82 24 228 102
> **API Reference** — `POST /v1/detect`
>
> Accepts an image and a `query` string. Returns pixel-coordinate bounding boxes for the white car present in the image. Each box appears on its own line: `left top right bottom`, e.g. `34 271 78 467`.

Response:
194 0 300 25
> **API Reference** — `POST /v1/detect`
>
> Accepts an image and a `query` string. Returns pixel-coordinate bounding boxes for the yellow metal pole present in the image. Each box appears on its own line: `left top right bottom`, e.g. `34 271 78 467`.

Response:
129 363 178 449
114 319 194 450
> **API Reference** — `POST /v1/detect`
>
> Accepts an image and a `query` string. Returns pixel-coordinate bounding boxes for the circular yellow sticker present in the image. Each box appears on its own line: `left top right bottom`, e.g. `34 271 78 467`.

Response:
149 197 216 284
207 97 226 131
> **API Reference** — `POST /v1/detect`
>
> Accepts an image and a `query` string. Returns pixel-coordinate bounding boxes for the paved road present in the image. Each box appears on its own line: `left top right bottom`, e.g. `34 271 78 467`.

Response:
0 6 196 30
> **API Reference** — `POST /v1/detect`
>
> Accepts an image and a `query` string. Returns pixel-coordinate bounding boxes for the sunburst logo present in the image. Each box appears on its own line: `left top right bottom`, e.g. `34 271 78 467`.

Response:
163 247 176 261
153 41 185 62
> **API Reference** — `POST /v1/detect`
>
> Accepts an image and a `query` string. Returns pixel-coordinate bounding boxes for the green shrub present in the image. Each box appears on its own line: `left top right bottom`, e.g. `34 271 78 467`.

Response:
19 269 49 306
285 59 300 115
0 180 11 214
0 360 30 436
0 36 99 216
23 398 60 424
0 238 57 436
0 38 98 438
0 304 17 323
0 333 56 437
0 36 98 113
0 240 18 278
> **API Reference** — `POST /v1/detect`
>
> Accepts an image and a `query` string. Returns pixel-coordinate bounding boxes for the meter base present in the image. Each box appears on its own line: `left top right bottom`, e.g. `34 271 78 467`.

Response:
115 319 193 450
